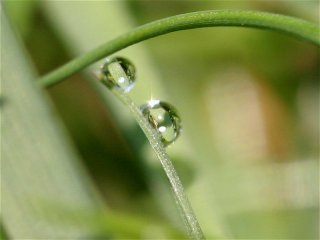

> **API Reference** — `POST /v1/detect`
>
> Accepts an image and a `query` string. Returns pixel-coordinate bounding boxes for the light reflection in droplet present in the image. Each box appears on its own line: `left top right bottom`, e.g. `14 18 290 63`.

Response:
140 100 182 147
100 57 136 92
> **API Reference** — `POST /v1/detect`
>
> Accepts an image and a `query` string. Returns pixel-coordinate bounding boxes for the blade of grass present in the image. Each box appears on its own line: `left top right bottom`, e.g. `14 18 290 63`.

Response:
1 13 105 239
38 10 319 87
109 86 205 239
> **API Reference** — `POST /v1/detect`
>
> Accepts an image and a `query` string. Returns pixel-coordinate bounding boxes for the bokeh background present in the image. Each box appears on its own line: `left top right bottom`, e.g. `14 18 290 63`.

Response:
3 1 319 239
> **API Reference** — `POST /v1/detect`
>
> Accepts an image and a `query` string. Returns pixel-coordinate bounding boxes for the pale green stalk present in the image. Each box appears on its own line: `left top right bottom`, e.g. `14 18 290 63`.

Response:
102 59 204 239
111 89 205 239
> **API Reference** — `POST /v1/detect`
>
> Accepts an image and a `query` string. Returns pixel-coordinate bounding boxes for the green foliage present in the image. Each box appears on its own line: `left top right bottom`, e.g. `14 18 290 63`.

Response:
2 1 319 239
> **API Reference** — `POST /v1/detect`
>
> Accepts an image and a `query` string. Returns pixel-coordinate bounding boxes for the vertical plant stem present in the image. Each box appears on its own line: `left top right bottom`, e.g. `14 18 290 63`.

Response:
112 89 204 239
97 51 204 238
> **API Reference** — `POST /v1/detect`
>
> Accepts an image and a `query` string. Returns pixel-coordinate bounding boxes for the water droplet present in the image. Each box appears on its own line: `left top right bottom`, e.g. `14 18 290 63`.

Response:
101 57 136 92
140 100 182 146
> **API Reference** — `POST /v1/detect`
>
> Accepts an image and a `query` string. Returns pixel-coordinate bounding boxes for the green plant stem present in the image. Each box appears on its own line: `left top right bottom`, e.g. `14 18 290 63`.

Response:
38 10 319 87
100 53 203 239
112 89 204 239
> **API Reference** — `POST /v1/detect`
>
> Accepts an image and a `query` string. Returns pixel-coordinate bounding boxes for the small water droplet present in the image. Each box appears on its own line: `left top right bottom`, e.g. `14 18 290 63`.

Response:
140 100 182 146
100 57 136 92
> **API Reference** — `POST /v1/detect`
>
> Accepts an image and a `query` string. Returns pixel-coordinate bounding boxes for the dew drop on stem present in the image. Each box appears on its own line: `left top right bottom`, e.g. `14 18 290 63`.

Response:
140 100 182 147
100 57 136 92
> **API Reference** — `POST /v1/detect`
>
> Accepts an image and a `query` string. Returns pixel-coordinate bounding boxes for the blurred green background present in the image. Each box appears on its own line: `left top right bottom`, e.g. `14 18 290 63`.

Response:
3 0 319 239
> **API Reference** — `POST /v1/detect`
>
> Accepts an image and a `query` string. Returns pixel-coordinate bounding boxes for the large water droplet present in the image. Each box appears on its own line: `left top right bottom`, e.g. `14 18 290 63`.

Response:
140 100 182 146
101 57 136 92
